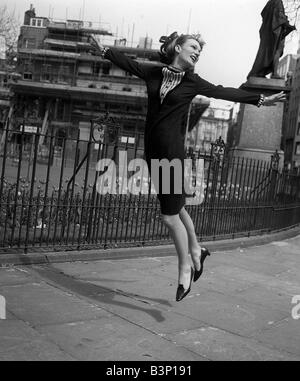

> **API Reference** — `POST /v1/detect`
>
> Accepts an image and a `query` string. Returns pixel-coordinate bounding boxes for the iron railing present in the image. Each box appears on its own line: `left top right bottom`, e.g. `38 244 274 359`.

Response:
0 122 300 254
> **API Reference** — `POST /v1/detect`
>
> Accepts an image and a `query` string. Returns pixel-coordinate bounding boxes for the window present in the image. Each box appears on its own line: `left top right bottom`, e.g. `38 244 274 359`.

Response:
41 64 52 82
0 75 8 88
122 124 134 133
23 63 33 80
58 65 69 83
295 142 300 156
23 38 36 49
102 64 110 75
56 100 65 120
55 128 66 147
204 131 211 141
110 104 123 111
23 72 32 80
30 18 44 27
128 105 142 113
120 136 135 144
204 142 211 152
208 108 215 117
298 122 300 136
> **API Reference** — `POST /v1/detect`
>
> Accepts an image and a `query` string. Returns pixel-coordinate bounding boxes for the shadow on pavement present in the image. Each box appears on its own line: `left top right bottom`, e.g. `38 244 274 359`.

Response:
30 264 172 323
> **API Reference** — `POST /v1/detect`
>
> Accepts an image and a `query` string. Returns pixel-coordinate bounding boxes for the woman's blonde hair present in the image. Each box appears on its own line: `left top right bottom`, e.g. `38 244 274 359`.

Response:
159 32 205 64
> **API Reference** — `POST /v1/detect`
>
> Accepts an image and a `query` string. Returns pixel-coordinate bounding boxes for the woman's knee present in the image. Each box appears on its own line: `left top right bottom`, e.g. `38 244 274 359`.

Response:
161 214 179 228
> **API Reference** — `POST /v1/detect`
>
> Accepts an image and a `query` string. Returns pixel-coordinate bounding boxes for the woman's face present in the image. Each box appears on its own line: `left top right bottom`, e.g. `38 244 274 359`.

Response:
175 38 202 69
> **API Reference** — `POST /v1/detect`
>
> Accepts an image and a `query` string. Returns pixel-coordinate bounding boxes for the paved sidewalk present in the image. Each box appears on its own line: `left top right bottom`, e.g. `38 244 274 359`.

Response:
0 234 300 361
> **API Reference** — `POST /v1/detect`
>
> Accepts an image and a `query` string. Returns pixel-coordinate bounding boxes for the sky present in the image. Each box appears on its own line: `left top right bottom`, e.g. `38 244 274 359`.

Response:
3 0 300 107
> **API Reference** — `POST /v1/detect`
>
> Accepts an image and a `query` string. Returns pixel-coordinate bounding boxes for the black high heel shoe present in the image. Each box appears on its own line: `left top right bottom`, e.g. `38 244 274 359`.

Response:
193 247 211 282
176 267 194 302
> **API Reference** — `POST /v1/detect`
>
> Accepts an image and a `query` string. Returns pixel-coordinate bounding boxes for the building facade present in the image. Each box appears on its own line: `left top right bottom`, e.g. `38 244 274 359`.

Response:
187 104 234 154
0 39 20 142
0 63 11 131
1 5 214 165
278 51 300 170
277 53 298 80
3 6 157 160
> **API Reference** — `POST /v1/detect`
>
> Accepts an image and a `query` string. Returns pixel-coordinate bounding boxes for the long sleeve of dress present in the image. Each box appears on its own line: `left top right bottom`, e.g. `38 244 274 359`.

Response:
104 47 152 81
194 74 261 105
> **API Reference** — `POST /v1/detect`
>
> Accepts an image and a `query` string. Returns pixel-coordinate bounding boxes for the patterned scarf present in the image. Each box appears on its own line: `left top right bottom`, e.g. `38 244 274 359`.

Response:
160 66 185 103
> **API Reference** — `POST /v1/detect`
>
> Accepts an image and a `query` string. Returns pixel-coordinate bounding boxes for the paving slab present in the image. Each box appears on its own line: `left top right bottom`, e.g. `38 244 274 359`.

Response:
0 233 299 361
30 264 175 304
0 267 35 286
75 270 177 302
31 262 179 304
52 257 173 274
51 260 130 276
197 269 257 295
85 290 207 335
36 318 206 361
274 267 300 284
252 318 300 356
0 282 112 327
27 265 205 335
210 252 290 276
50 258 179 285
3 311 18 320
0 320 75 361
236 284 296 312
242 243 300 262
208 264 300 294
168 290 288 337
226 239 298 254
168 326 300 361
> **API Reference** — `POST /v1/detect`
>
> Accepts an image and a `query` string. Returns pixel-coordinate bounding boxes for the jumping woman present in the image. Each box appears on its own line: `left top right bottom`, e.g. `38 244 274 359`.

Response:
90 32 286 301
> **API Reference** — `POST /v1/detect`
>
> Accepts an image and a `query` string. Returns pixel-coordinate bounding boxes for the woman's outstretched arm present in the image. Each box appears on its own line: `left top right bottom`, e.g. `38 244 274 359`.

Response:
89 36 152 81
193 74 286 106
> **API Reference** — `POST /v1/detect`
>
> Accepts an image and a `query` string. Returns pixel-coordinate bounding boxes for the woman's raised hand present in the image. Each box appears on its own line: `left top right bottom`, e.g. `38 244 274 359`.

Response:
88 35 104 55
263 91 287 106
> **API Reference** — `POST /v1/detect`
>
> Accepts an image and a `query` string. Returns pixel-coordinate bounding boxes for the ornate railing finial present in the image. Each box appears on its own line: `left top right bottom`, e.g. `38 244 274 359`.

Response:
211 136 226 161
92 112 120 144
271 149 280 170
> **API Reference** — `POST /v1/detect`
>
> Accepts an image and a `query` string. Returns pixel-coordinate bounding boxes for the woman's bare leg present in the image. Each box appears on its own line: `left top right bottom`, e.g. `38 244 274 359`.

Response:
179 207 201 271
161 213 191 289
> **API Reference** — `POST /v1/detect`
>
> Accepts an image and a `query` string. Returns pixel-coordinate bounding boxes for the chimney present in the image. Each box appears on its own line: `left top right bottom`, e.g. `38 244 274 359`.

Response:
24 4 36 25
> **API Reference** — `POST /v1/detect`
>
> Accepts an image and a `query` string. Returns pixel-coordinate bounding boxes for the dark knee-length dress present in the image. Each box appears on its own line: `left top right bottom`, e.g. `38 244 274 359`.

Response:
104 48 261 215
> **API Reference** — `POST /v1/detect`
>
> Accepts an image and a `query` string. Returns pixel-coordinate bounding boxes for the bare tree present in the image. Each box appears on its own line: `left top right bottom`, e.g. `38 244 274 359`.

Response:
283 0 300 25
0 5 20 65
